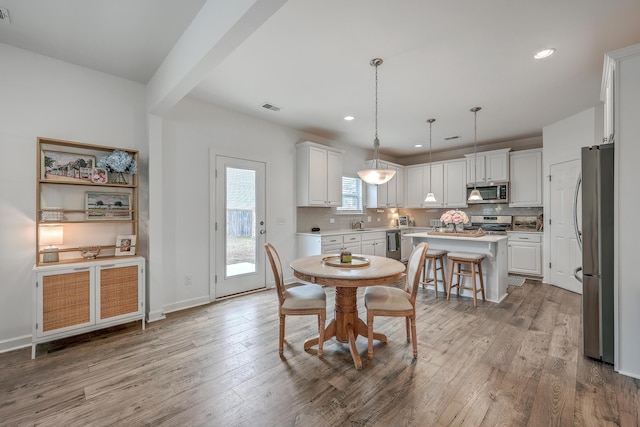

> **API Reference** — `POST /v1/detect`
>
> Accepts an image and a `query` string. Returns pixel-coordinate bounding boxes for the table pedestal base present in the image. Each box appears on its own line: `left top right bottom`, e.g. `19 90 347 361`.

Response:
304 287 386 369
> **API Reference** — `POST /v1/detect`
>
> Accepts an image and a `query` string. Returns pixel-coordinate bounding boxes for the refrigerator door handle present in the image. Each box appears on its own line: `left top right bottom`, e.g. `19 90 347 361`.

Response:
573 266 583 283
573 172 582 251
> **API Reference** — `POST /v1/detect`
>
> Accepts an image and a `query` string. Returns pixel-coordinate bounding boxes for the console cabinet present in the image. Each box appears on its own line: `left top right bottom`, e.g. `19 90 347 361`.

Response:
32 257 145 358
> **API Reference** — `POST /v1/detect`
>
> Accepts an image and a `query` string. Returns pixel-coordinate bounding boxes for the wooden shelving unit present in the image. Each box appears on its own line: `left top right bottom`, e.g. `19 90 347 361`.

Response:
36 137 139 266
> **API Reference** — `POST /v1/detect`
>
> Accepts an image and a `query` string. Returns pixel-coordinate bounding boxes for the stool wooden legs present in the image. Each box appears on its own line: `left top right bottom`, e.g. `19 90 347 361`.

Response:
447 258 485 306
421 255 447 297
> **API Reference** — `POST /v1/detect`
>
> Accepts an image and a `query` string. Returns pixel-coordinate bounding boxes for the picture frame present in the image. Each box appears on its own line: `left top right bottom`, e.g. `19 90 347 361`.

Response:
91 167 108 184
42 150 96 182
115 235 136 256
85 192 132 220
398 215 409 228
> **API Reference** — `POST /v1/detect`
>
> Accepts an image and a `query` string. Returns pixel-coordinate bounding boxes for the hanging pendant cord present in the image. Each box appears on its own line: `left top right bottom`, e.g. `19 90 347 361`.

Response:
373 61 380 169
429 120 433 192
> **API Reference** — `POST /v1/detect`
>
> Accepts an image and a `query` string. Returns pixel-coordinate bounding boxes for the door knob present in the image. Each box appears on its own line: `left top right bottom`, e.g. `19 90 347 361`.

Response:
259 230 266 234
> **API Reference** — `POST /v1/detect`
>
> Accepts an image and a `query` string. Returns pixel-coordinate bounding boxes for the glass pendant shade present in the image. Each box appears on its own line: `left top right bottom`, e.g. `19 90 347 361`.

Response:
424 192 437 202
358 58 396 186
358 167 396 185
468 188 483 201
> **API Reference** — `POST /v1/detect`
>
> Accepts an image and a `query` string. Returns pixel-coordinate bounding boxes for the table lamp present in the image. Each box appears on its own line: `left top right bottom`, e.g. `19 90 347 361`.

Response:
40 225 63 263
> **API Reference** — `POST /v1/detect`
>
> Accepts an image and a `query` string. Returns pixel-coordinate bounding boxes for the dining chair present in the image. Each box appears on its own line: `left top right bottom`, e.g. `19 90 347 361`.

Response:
264 243 327 357
364 242 428 360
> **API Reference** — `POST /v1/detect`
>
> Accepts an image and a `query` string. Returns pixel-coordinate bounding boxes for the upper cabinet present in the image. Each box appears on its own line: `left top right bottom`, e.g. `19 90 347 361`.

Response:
405 160 465 208
509 149 542 207
296 141 343 207
367 161 404 208
465 148 511 184
443 159 468 208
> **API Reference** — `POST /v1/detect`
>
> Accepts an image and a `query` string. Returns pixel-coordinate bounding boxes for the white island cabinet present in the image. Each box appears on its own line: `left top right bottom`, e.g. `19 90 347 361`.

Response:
406 232 508 303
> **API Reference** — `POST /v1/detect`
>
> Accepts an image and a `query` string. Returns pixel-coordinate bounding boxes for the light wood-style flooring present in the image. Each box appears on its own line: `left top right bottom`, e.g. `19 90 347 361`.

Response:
1 280 638 426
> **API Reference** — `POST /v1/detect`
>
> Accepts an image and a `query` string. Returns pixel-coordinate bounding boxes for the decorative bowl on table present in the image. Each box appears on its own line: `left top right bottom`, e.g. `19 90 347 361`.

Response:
79 246 101 260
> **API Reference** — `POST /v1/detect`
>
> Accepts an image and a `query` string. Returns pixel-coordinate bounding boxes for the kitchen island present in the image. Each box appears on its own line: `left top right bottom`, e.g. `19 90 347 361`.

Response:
406 231 509 303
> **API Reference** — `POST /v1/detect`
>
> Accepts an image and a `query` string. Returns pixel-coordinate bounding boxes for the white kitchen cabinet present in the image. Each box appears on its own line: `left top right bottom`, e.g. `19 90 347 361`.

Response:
367 162 404 208
32 257 145 358
443 159 468 208
361 231 387 257
298 233 363 257
296 141 343 207
465 148 511 184
507 232 542 276
509 149 543 207
405 163 444 208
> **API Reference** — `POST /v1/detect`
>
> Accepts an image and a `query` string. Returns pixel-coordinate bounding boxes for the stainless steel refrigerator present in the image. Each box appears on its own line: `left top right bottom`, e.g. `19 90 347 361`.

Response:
574 144 614 364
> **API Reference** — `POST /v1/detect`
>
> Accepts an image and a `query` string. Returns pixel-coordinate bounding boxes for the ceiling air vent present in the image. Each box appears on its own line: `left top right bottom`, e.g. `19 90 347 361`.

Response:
261 102 282 112
0 8 11 23
444 135 460 141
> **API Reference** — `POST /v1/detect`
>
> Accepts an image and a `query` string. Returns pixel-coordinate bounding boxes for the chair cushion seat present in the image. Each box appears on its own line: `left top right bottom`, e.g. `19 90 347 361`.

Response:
447 252 485 261
426 249 447 257
282 284 326 310
364 286 412 311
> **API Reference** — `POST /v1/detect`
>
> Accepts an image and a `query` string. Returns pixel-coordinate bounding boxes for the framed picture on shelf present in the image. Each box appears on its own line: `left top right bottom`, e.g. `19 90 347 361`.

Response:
41 150 96 182
91 167 108 184
115 235 136 256
85 192 132 220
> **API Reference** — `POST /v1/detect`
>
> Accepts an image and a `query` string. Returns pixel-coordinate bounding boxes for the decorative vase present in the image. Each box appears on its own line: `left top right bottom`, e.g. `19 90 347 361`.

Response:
111 172 128 185
446 223 455 232
455 223 465 232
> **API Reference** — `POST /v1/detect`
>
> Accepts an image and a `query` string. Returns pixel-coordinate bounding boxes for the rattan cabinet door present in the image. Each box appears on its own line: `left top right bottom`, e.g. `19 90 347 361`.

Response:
36 268 96 337
97 261 142 322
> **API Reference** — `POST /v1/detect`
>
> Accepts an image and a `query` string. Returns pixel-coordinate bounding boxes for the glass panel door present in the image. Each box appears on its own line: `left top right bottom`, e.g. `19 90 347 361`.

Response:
214 156 266 298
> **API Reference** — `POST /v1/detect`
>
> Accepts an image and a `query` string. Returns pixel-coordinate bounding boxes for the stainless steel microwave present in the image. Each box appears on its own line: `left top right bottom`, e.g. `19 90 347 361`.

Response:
466 183 508 204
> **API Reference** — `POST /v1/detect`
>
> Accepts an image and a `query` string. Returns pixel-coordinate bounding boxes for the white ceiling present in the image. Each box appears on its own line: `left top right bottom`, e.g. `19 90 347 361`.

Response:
2 0 640 159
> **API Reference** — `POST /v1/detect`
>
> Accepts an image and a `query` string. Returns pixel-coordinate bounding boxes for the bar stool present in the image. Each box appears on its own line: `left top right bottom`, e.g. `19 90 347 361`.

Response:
420 249 448 297
446 252 485 306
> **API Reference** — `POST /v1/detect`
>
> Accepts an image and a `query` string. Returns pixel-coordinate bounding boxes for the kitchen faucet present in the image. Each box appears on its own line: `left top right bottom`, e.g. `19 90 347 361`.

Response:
352 218 365 230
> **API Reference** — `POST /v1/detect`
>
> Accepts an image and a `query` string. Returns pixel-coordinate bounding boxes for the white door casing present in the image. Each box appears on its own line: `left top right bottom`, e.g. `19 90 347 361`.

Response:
213 156 267 299
549 159 582 293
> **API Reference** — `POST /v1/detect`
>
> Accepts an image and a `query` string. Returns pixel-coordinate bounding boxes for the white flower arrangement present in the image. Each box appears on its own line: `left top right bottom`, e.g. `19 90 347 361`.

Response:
440 209 469 225
97 150 137 174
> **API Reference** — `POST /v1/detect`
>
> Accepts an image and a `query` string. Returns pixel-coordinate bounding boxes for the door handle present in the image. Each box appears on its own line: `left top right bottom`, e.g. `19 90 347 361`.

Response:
259 230 266 234
574 266 583 283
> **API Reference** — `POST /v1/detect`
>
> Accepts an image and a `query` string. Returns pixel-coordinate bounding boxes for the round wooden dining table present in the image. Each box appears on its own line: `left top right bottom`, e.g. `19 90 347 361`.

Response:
289 254 406 369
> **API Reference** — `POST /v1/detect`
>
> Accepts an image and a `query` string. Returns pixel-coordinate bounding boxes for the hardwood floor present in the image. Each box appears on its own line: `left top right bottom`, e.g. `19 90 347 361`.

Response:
1 280 638 426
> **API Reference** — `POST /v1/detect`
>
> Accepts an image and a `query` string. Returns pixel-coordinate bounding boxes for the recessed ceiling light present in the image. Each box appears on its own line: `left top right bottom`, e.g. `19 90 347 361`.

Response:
534 48 556 59
344 115 355 121
415 144 423 148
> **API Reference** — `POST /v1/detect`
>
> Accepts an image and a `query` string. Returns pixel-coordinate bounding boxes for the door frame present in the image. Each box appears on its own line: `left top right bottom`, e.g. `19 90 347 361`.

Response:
209 150 267 300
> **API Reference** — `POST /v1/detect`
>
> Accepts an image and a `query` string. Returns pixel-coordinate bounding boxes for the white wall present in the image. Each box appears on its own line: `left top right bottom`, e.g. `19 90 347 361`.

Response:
614 52 640 379
0 43 148 351
159 97 373 312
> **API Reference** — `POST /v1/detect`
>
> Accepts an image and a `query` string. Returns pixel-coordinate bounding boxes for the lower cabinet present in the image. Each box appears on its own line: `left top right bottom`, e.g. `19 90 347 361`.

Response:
360 231 387 257
507 233 542 276
32 257 145 358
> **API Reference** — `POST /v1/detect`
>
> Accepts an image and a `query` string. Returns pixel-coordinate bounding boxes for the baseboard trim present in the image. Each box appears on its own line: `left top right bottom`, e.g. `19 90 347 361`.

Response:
163 295 211 315
0 334 32 354
146 309 166 323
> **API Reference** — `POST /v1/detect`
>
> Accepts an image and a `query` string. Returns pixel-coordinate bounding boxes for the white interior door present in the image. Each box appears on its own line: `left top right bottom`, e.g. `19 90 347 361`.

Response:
549 159 582 293
214 156 266 298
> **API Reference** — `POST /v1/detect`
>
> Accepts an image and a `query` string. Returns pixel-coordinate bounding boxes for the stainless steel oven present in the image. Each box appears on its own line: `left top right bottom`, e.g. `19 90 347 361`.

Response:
466 183 508 204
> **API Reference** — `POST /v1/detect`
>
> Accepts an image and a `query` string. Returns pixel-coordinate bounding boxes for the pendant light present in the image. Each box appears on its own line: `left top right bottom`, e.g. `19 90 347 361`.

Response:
357 58 396 186
468 107 484 201
424 118 437 202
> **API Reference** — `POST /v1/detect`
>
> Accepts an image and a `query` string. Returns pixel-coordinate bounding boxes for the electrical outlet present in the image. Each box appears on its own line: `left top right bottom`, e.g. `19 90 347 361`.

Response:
185 275 192 286
367 216 371 222
329 218 335 223
377 218 381 222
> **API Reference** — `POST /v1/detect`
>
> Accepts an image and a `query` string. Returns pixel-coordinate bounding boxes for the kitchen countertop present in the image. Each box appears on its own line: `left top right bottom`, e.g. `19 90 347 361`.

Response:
404 231 508 243
297 227 430 236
